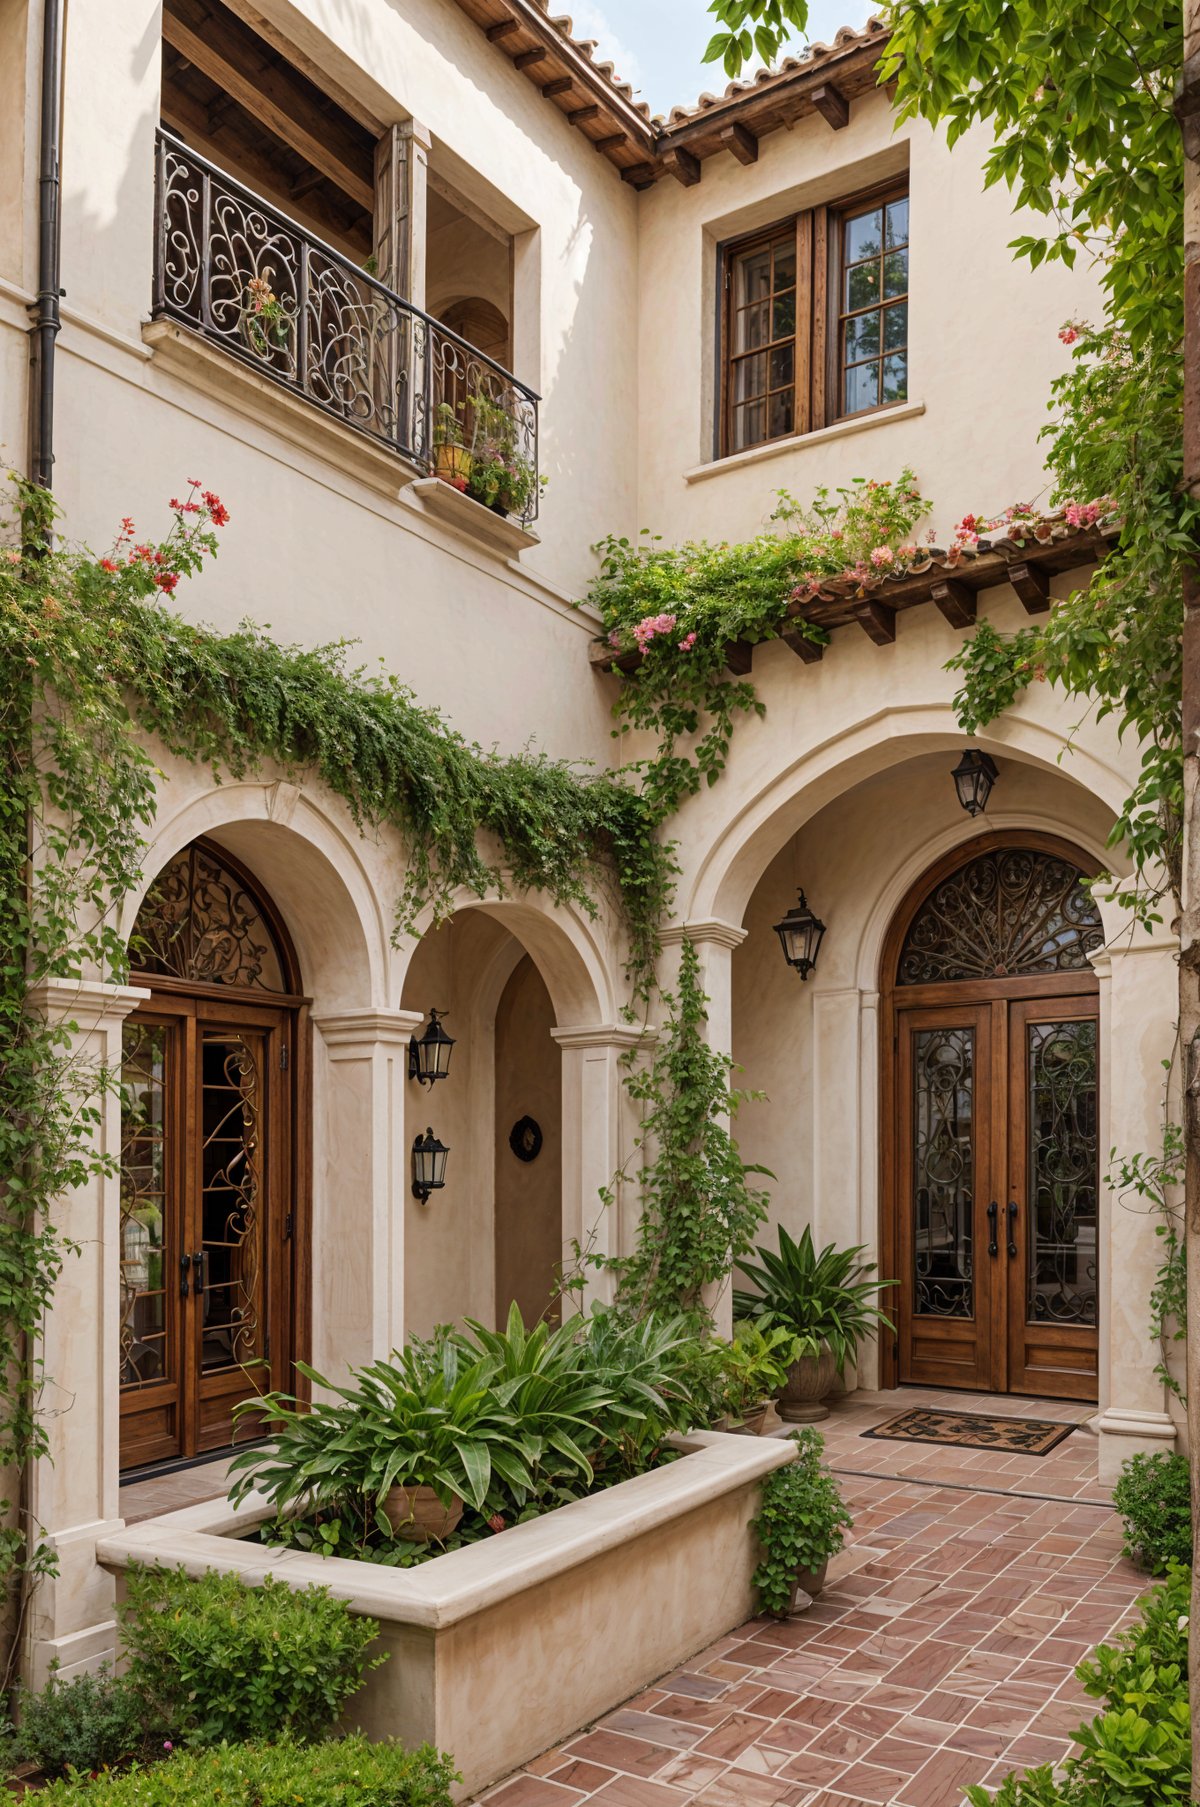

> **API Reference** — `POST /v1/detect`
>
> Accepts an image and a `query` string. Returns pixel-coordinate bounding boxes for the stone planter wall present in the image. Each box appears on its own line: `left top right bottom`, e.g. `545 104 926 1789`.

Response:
98 1431 793 1796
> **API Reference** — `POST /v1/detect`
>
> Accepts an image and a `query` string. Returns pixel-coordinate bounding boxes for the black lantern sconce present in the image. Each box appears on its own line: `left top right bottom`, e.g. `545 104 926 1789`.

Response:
951 748 999 818
408 1009 456 1087
411 1127 449 1203
773 889 827 980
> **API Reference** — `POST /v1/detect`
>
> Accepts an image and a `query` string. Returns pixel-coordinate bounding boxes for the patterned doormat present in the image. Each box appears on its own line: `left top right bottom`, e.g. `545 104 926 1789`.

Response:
861 1406 1077 1456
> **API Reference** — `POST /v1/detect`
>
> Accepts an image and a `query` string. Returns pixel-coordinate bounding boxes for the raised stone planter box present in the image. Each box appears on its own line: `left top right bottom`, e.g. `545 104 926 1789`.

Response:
98 1431 792 1796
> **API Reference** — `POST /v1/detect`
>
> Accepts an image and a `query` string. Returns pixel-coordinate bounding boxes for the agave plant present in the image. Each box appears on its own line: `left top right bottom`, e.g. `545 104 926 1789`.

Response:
734 1225 897 1375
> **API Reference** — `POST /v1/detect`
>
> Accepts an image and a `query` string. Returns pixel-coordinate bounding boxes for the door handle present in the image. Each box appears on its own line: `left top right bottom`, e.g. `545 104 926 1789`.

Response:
179 1253 191 1299
1006 1202 1018 1259
192 1249 207 1296
986 1201 998 1258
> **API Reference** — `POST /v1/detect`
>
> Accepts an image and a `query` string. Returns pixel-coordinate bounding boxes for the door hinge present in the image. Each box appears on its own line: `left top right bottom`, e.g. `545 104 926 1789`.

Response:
284 1212 294 1240
280 1044 289 1071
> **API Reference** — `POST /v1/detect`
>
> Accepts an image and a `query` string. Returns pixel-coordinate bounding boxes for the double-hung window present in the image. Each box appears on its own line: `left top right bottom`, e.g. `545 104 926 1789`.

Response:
720 182 909 458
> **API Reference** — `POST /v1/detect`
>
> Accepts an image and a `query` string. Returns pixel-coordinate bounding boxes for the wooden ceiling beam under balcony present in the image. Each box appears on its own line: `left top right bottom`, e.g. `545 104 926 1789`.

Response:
162 8 375 212
587 525 1116 675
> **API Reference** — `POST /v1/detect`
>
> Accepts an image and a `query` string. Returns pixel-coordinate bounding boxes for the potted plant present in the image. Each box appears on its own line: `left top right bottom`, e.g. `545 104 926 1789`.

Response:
712 1320 799 1434
239 268 293 361
751 1429 853 1616
229 1342 534 1546
735 1225 896 1422
465 388 540 519
432 401 472 489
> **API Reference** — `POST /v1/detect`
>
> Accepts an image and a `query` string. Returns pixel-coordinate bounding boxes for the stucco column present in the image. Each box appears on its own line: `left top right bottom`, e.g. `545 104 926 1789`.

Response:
24 977 149 1685
660 920 749 1335
1090 935 1181 1482
313 1010 424 1373
551 1024 648 1310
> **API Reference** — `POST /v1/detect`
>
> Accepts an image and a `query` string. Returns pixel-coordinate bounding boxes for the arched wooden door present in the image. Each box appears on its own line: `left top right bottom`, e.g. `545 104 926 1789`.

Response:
118 839 308 1471
881 835 1102 1401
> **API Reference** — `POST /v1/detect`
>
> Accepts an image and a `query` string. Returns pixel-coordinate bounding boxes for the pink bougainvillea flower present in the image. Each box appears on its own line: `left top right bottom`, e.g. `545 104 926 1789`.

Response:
1059 325 1079 346
679 631 698 650
869 546 894 568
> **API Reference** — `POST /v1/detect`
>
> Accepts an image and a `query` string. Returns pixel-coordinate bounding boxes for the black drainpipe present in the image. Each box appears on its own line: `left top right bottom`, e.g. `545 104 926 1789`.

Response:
29 0 64 502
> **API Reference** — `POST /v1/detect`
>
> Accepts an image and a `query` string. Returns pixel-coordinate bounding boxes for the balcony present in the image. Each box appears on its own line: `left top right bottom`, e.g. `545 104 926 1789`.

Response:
151 130 541 528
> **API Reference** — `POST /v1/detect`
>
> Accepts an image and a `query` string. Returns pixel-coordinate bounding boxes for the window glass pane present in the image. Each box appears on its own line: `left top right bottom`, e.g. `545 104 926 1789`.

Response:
734 247 772 306
882 351 908 403
733 352 767 402
886 197 909 249
844 208 883 264
846 261 880 311
883 249 908 298
769 391 794 438
883 302 907 352
845 311 881 363
844 360 879 413
772 292 796 339
733 400 766 450
773 242 797 288
736 300 770 353
769 344 794 388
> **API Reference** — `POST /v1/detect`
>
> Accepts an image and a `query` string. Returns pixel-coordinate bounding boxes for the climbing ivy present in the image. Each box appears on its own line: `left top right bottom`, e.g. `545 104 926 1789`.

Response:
0 474 676 1669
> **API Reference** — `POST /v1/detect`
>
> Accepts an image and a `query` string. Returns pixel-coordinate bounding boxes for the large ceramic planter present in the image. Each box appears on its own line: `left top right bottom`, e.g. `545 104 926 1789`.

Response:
382 1484 463 1542
99 1431 794 1799
779 1347 837 1422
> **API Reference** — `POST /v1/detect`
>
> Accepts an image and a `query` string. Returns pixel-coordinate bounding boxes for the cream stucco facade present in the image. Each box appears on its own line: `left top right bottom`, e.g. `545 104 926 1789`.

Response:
0 0 1180 1688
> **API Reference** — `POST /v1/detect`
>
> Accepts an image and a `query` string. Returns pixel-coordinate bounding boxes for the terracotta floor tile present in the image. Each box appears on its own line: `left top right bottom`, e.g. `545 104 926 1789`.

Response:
896 1747 984 1807
833 1760 923 1802
601 1715 706 1754
654 1755 730 1793
858 1736 933 1775
695 1715 775 1762
777 1752 850 1789
548 1763 616 1793
483 1780 585 1807
692 1771 798 1807
587 1779 689 1807
561 1733 677 1778
804 1725 878 1765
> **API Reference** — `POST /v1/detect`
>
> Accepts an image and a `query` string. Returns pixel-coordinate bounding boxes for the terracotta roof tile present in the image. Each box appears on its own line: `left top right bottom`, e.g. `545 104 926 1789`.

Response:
660 16 889 127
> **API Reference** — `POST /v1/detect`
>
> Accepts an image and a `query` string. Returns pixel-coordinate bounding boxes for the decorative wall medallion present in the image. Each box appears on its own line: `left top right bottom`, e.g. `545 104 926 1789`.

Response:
509 1116 543 1163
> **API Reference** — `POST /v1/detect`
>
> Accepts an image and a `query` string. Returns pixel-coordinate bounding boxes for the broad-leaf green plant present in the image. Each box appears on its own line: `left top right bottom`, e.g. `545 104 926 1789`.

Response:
734 1224 896 1375
750 1429 853 1618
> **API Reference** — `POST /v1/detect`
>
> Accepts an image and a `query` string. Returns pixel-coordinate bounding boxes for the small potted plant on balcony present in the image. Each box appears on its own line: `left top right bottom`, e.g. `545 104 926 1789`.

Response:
711 1320 799 1434
239 268 293 362
432 402 473 490
735 1225 897 1423
752 1429 853 1616
466 389 540 519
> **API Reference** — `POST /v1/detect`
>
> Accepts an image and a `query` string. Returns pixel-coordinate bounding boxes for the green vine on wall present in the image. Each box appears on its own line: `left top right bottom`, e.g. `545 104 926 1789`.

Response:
1109 1100 1187 1405
0 474 677 1671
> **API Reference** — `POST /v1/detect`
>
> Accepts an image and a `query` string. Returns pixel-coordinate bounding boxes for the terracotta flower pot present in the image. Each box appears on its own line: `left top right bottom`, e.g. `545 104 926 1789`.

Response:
434 443 472 484
731 1402 770 1436
778 1347 836 1422
382 1484 463 1542
787 1558 829 1613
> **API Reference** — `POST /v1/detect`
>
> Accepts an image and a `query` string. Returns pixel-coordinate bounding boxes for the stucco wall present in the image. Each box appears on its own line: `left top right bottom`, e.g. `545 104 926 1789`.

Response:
494 955 562 1327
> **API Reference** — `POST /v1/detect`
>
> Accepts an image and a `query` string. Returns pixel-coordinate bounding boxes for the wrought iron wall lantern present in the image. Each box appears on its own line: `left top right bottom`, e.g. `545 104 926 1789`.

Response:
773 889 826 980
412 1127 450 1203
408 1009 456 1086
951 748 999 818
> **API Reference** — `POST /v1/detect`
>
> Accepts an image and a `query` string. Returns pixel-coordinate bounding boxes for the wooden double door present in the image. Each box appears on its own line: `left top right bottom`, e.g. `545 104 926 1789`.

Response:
119 992 299 1470
884 838 1102 1402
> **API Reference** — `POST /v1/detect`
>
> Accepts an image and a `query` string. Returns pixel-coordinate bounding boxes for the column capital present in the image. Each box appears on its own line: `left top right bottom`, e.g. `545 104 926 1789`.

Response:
315 1008 425 1051
659 918 747 951
551 1022 657 1052
26 977 151 1028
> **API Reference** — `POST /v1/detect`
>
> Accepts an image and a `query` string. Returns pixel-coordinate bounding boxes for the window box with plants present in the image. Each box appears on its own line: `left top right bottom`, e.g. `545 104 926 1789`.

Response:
735 1225 897 1422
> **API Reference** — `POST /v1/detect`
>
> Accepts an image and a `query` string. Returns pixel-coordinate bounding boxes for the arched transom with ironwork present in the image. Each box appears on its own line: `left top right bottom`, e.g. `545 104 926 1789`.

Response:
131 839 296 992
897 846 1103 987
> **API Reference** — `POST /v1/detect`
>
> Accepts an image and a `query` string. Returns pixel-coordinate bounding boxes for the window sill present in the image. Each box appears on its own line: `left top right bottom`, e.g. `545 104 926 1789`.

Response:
405 478 540 557
683 399 926 486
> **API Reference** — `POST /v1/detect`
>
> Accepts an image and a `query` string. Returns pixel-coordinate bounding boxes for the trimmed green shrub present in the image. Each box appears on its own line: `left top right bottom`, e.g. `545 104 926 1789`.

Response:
34 1736 457 1805
964 1564 1191 1806
5 1664 150 1778
1112 1451 1192 1572
120 1567 383 1745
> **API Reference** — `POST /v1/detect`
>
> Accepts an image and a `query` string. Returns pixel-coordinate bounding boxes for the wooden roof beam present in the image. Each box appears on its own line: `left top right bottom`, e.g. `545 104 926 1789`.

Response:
486 18 520 40
593 133 627 152
1009 561 1051 613
780 628 824 663
569 103 601 125
161 13 375 211
853 599 896 645
720 121 758 165
514 47 547 69
724 640 753 675
663 145 702 187
541 75 573 96
931 578 977 629
621 162 658 189
811 83 850 130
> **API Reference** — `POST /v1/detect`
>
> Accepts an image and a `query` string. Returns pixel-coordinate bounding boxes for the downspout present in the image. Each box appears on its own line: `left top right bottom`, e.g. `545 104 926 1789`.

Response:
28 0 64 504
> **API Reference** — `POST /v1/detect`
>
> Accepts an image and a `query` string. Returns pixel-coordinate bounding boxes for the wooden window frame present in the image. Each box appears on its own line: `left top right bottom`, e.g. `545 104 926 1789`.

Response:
717 176 909 461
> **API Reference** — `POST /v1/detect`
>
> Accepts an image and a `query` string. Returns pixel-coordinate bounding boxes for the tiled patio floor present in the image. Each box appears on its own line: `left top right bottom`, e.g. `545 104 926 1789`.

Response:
474 1390 1143 1807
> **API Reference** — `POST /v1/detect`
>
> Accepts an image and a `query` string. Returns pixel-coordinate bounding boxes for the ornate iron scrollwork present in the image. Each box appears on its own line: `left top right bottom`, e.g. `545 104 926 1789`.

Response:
912 1026 975 1319
1027 1020 1098 1325
899 848 1102 986
131 843 286 991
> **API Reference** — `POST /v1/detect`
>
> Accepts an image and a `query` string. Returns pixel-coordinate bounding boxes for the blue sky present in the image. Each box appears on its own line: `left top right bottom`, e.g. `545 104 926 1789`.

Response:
565 0 876 117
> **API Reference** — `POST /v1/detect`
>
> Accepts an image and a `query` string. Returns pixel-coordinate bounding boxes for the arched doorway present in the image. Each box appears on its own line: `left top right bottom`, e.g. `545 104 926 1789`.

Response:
118 838 307 1471
881 834 1103 1401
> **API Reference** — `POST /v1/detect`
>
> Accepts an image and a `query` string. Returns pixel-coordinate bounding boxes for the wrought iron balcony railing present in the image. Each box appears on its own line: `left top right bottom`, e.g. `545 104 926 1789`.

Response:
152 130 540 525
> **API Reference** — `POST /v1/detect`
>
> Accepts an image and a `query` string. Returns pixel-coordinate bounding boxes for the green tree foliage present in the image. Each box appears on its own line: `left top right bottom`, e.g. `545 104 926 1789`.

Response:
704 0 810 78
